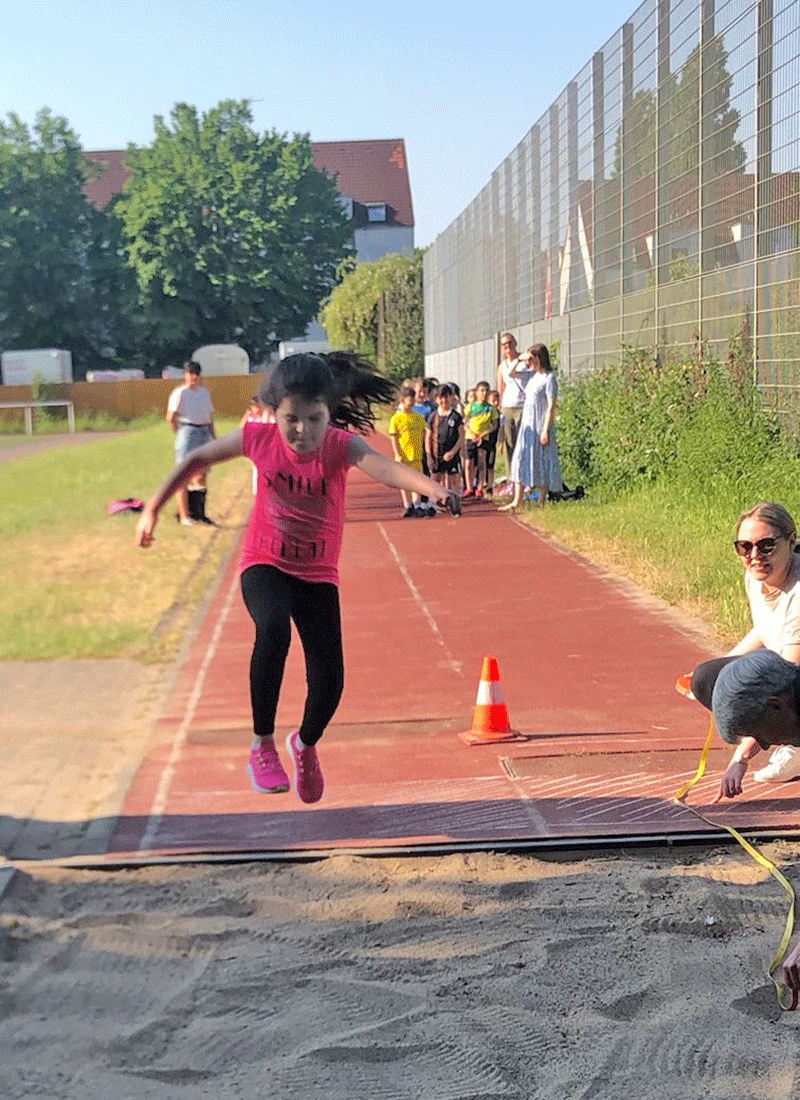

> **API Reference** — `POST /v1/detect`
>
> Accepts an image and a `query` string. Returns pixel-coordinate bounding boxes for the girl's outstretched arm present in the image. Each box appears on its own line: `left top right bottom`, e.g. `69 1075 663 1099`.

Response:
347 436 455 506
136 430 244 548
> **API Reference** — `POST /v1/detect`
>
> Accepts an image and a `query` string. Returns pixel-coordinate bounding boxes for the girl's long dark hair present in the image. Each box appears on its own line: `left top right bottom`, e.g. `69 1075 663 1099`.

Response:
260 352 397 434
527 343 553 371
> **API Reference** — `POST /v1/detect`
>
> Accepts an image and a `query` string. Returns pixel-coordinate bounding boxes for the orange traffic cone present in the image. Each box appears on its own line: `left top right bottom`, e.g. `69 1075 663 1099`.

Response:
460 655 524 745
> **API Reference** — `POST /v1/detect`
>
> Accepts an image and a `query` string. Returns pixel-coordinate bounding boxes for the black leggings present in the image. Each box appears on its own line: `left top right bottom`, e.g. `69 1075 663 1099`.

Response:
240 565 344 745
690 656 736 710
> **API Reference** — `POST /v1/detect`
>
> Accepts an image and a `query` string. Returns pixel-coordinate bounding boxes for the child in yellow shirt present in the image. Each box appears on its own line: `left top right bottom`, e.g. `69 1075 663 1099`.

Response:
388 386 430 517
463 380 499 498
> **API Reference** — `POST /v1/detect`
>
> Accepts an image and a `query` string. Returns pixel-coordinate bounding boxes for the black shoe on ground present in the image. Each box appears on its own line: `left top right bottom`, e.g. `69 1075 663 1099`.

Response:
402 505 415 518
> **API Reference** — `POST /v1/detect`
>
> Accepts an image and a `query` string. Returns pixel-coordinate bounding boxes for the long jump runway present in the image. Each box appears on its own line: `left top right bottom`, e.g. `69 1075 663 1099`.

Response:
109 456 800 860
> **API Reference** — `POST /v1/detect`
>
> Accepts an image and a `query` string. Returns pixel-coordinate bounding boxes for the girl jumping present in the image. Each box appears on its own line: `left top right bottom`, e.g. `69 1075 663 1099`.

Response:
136 352 458 804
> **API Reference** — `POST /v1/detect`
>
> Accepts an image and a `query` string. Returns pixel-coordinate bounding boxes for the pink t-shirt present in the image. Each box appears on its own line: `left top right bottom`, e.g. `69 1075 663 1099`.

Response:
240 421 352 585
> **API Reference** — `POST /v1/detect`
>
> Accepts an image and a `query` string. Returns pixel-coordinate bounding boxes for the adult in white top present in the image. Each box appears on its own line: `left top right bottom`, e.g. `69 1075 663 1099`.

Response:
711 501 800 799
496 332 530 460
166 360 216 525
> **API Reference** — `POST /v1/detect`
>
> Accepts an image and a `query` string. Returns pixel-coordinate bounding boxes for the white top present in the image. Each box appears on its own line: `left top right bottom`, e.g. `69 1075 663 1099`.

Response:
167 384 214 425
745 553 800 657
499 359 532 408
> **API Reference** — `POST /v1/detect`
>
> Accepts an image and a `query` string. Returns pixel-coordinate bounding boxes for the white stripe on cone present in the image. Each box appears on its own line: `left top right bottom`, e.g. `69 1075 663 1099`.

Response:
476 680 505 705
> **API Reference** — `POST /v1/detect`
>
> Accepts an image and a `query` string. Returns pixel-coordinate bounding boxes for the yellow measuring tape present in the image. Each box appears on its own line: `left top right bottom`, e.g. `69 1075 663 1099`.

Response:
673 698 797 1011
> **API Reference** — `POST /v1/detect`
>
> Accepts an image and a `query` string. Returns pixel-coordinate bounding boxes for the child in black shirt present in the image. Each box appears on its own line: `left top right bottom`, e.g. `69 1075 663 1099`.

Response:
425 385 465 502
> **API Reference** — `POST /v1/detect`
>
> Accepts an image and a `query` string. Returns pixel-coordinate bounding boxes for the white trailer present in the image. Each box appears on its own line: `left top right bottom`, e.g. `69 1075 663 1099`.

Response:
1 348 73 387
278 338 330 359
85 369 145 381
191 344 250 376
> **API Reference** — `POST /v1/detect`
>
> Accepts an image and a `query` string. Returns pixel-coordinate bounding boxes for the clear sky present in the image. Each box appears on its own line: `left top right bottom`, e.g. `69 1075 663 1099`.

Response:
3 0 639 247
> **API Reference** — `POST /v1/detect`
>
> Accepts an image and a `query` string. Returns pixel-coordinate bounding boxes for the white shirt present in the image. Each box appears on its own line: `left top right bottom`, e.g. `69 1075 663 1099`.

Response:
167 384 214 425
745 554 800 657
499 359 533 408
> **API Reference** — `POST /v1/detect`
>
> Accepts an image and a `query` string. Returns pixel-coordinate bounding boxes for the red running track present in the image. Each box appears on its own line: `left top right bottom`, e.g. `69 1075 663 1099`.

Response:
109 442 800 859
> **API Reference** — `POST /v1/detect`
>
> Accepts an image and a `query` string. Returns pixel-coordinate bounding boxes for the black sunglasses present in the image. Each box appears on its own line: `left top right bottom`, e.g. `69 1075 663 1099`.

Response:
734 536 782 558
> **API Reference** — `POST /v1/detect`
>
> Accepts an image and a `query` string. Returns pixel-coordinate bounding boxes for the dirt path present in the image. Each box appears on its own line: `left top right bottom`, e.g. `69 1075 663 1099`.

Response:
0 431 125 463
0 659 166 860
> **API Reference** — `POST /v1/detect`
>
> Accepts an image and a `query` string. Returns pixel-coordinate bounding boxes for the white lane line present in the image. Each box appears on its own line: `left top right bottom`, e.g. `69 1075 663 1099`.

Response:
550 768 694 805
139 565 242 852
377 522 462 676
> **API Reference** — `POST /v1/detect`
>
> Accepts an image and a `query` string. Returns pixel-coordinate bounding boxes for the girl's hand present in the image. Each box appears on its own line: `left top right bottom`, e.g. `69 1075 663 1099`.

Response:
136 507 158 548
430 484 460 511
540 430 549 446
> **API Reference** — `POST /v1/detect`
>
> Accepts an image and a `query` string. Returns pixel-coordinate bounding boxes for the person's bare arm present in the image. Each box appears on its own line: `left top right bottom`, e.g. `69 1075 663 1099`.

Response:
136 430 244 547
443 424 465 463
713 638 800 801
541 397 556 446
508 357 533 378
348 436 454 504
728 628 765 657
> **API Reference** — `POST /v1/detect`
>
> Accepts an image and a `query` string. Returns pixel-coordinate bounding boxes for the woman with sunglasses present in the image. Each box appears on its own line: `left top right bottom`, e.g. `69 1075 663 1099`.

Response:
704 501 800 800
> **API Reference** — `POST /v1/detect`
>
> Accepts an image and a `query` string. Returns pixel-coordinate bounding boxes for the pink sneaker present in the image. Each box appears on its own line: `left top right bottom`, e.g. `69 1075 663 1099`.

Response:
247 739 290 793
285 730 325 803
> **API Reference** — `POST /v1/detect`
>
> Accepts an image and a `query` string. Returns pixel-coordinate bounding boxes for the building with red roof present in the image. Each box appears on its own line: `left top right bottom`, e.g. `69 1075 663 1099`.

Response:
84 139 414 263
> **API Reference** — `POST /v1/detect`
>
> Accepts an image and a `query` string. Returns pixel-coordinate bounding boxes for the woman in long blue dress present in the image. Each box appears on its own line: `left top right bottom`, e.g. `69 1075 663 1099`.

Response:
498 343 562 511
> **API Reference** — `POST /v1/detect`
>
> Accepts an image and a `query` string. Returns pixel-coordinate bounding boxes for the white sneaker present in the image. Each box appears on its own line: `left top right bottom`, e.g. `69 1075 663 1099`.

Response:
753 745 800 783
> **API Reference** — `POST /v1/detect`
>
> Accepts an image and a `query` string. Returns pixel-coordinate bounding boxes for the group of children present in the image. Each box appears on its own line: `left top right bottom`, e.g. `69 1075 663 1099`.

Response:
387 377 503 517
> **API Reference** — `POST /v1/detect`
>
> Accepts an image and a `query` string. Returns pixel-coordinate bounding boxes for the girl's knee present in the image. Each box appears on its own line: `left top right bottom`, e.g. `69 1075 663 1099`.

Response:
255 619 291 657
312 661 344 703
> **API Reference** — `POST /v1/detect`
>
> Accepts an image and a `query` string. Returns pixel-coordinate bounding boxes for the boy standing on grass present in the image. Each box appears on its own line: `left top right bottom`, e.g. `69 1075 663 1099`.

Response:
388 386 432 517
166 360 216 525
463 381 499 499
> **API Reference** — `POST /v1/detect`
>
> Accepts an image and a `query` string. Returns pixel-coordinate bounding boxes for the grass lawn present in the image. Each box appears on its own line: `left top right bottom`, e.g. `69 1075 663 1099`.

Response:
0 420 252 661
511 481 762 649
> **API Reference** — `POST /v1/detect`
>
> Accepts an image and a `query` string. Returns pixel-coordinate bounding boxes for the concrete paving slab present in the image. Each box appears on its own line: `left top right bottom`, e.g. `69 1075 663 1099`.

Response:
0 660 164 859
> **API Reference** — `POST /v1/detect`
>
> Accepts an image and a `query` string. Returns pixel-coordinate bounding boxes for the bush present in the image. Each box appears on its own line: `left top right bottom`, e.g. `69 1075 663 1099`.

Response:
558 347 796 497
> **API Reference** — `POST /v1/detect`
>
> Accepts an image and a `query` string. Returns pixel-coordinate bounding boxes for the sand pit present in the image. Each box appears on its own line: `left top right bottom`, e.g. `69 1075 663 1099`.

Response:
3 846 800 1098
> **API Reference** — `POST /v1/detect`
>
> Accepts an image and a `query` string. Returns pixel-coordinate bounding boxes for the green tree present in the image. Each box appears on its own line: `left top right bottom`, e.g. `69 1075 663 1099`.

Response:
321 250 423 379
0 109 144 375
82 198 153 368
116 101 353 365
0 110 95 365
